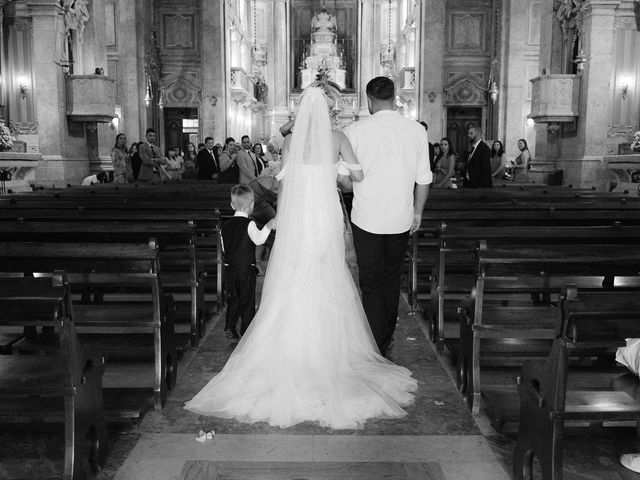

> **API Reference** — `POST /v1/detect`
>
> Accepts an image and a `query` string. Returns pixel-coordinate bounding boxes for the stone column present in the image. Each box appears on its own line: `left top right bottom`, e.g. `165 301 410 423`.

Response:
419 0 444 140
558 0 620 188
118 0 145 142
202 0 225 142
25 0 67 161
358 0 374 116
272 0 289 133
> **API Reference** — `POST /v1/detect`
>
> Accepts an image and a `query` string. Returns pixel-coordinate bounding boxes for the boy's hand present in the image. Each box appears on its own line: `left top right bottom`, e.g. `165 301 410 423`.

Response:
266 218 277 230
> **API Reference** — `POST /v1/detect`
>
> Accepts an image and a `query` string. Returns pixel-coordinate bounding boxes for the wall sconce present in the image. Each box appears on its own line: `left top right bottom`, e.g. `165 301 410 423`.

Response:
158 89 165 110
621 83 629 100
489 81 499 103
573 49 586 75
17 76 28 100
54 57 72 75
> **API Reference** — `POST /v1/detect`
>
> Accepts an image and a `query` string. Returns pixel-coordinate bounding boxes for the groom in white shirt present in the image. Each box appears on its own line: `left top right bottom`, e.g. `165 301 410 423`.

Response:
344 76 432 356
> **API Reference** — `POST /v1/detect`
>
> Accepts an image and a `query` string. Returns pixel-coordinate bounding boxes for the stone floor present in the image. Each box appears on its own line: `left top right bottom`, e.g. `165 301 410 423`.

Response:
2 293 640 479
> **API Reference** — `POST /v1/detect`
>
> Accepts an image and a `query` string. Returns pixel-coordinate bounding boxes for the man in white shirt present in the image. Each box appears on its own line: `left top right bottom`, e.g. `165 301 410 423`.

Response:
344 76 432 356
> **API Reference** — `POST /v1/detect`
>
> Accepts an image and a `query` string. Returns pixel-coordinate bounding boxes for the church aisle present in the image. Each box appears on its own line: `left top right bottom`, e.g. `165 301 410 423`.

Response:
112 298 510 480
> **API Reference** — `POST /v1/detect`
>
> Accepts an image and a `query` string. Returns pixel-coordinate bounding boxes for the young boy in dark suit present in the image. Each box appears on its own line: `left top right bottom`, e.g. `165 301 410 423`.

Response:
222 184 276 339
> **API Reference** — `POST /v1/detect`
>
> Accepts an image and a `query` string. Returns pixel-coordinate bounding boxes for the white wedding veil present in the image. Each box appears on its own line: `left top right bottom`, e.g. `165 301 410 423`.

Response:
259 86 345 306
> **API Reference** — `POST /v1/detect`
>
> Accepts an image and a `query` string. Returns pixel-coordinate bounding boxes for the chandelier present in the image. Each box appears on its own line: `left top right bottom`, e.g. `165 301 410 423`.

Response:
379 0 395 77
251 0 267 70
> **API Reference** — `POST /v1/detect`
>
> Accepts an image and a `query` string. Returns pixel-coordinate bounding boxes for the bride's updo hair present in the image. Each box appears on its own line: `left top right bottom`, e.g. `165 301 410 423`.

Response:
366 76 395 101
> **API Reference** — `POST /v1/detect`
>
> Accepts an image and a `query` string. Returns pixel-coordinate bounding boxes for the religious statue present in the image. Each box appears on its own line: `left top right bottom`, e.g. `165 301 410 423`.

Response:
556 0 584 33
63 0 91 42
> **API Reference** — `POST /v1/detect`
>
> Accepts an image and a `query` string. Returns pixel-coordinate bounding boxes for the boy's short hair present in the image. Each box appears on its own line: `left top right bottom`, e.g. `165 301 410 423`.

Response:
230 184 254 210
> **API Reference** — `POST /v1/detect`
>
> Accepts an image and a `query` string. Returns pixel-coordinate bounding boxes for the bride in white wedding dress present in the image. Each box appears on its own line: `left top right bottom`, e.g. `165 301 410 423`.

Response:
184 87 417 429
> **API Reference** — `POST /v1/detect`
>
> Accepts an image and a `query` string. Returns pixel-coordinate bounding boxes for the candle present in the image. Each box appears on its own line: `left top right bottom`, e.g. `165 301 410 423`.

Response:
352 99 357 111
290 99 295 112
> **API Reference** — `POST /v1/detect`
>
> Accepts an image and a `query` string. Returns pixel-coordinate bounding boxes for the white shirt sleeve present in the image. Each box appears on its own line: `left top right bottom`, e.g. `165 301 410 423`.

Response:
247 220 271 246
275 164 287 181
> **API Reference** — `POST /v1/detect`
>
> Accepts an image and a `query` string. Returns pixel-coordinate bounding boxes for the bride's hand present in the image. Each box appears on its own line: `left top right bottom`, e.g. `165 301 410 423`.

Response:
266 217 277 230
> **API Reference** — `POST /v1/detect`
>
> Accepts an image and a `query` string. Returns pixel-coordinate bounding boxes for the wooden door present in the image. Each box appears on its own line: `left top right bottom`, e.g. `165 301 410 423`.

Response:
446 107 482 173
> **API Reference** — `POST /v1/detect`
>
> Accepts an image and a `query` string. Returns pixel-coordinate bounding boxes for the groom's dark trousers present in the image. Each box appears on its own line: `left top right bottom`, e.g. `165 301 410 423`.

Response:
351 223 409 354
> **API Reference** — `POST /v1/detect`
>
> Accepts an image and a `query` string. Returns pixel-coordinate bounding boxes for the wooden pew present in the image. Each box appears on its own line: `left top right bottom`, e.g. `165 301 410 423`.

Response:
513 286 640 480
0 219 204 349
0 242 174 411
457 244 640 416
429 224 640 352
0 272 108 479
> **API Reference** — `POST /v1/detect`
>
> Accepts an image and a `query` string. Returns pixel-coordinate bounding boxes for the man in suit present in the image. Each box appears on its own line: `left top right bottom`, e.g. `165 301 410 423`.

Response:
419 121 436 172
463 126 493 188
137 128 165 183
236 135 260 184
197 136 219 180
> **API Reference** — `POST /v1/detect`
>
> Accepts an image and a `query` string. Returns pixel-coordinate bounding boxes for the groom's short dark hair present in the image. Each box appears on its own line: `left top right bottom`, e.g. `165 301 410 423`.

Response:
366 77 395 101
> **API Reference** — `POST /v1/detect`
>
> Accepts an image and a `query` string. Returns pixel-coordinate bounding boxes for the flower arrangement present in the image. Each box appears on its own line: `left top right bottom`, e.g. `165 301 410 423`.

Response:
0 121 14 152
631 131 640 153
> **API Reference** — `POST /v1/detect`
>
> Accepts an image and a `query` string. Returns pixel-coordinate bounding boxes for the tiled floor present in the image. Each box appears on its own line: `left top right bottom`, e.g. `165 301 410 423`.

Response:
2 293 639 479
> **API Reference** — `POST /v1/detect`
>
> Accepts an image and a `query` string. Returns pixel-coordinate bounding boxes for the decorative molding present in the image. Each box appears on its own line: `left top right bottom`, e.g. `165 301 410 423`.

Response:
8 120 37 135
607 124 638 139
443 73 487 106
144 28 163 83
614 16 637 30
13 17 32 31
448 12 486 53
162 14 195 49
162 72 202 106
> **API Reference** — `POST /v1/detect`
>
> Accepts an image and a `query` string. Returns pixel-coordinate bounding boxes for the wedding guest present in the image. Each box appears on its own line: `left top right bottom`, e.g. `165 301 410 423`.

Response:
222 184 276 340
433 143 441 158
111 133 133 184
463 127 492 188
252 143 267 174
418 121 436 172
82 170 108 186
137 128 166 184
510 138 531 182
129 142 141 180
197 142 205 152
182 142 198 179
164 147 183 180
433 137 456 189
197 137 219 180
218 137 240 184
490 140 506 180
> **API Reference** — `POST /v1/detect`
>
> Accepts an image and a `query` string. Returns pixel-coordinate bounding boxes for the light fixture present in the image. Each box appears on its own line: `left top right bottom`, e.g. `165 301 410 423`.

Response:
573 49 586 75
54 57 72 75
17 76 28 99
485 59 499 104
489 81 499 103
251 0 267 69
158 89 165 109
144 77 152 108
379 0 395 77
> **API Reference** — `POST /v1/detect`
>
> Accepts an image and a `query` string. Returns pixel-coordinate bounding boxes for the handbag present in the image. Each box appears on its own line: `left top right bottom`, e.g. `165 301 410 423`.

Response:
218 160 240 184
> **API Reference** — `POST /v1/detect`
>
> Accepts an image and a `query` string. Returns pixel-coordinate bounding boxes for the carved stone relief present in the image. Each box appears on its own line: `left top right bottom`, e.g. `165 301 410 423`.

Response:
63 0 90 43
162 72 202 106
443 73 487 106
448 13 485 53
163 14 195 49
13 17 32 31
